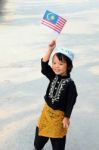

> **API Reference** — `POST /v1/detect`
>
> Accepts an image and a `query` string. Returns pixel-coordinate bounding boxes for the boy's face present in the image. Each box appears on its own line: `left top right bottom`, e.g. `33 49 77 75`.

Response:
52 55 67 76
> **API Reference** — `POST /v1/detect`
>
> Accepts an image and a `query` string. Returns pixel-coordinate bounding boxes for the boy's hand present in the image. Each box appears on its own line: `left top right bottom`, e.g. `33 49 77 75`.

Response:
48 40 56 51
62 117 70 129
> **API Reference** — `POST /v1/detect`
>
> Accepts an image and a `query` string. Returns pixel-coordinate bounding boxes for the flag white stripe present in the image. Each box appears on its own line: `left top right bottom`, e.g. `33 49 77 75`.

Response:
41 15 67 33
59 16 66 22
57 20 66 24
42 19 66 29
42 23 60 33
41 20 61 33
42 20 61 32
57 22 65 27
41 19 65 31
41 22 63 33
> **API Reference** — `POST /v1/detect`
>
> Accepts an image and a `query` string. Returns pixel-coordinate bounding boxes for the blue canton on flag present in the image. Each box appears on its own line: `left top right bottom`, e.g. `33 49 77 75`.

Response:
41 10 67 33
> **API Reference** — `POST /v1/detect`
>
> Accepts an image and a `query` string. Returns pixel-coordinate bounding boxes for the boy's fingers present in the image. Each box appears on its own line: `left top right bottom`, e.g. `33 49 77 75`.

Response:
63 121 69 129
49 40 56 46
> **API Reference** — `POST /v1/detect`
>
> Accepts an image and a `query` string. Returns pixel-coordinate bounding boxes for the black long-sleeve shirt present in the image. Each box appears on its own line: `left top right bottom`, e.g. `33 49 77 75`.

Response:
41 59 78 118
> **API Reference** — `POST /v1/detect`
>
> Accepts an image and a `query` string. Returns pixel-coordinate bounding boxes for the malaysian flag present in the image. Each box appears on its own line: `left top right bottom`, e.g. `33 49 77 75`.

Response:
41 10 67 33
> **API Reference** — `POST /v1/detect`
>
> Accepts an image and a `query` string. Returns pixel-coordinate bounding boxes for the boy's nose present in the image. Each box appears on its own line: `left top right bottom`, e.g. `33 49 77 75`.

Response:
55 64 59 68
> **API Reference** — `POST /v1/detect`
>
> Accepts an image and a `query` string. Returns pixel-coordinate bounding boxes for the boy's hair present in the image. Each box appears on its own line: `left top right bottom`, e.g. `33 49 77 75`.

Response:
53 53 73 75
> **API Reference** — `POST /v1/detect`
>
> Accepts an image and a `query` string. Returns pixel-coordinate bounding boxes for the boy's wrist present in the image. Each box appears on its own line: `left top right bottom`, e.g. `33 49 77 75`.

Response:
47 49 53 54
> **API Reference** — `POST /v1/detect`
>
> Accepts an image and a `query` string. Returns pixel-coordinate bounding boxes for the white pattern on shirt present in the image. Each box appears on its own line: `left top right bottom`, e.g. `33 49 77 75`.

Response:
49 76 71 104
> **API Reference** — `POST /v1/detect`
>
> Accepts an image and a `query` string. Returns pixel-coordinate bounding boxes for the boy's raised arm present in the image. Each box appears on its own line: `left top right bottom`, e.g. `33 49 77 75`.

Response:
42 40 56 62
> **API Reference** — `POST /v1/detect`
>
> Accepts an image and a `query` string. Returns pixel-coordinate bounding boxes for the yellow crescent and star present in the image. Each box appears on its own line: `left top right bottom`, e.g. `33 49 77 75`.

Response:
47 13 55 21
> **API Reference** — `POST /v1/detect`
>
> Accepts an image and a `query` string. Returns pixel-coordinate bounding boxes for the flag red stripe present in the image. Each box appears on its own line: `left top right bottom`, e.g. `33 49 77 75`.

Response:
57 22 65 27
41 19 66 32
41 16 67 33
42 21 62 33
57 17 66 25
42 23 60 33
42 21 61 33
41 20 61 33
59 16 66 22
57 19 66 25
58 18 67 24
41 20 62 32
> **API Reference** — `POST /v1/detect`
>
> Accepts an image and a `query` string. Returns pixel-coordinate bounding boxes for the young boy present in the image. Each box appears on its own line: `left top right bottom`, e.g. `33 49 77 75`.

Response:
34 40 78 150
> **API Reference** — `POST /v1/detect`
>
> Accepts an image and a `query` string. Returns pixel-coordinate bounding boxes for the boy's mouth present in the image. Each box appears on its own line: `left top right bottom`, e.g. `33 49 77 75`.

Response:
54 69 61 73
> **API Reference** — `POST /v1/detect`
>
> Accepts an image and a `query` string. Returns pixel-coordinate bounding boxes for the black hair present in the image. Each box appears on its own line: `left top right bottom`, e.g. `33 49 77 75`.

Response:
53 53 73 75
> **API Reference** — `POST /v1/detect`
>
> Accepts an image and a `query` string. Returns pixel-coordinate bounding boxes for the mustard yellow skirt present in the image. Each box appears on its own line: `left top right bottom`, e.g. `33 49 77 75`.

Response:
37 103 68 138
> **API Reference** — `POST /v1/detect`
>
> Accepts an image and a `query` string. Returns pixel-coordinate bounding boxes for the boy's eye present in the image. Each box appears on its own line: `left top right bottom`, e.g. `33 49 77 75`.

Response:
59 63 63 65
53 62 56 64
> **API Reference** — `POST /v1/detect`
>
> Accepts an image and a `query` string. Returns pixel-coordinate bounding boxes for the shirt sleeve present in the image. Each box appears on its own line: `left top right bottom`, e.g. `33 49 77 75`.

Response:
64 81 78 118
41 59 55 80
